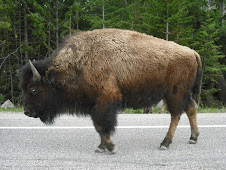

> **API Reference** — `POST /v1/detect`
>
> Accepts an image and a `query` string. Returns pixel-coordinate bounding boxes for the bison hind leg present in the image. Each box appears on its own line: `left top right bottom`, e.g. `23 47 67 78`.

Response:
161 92 199 150
184 97 199 144
160 92 190 149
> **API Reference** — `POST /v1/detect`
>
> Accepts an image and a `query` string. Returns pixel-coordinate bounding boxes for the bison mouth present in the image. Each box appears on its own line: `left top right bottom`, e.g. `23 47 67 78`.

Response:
24 106 57 124
39 115 55 124
24 110 38 118
24 110 54 124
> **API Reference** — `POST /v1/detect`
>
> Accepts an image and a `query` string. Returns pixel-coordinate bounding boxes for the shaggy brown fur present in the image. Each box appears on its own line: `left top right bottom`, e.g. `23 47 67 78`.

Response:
19 28 202 152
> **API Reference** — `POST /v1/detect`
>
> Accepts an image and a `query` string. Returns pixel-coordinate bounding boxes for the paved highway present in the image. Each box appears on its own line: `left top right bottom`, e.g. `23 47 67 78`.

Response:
0 112 226 169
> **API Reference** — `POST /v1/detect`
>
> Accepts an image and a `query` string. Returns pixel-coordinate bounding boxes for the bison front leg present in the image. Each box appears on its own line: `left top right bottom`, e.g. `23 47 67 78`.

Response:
93 122 115 153
91 91 121 153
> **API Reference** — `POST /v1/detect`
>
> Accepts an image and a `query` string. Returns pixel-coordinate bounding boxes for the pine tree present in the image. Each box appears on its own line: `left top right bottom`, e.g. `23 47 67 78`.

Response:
194 11 226 106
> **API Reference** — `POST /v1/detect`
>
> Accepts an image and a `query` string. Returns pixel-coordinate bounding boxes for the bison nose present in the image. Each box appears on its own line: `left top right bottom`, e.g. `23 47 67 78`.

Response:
24 111 38 118
24 111 31 117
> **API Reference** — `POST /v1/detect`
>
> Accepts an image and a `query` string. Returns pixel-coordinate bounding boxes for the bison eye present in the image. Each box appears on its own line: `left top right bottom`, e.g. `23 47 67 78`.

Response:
30 88 37 94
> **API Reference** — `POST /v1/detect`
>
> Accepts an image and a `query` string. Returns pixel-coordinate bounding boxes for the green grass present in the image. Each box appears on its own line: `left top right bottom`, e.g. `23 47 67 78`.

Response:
124 107 226 113
124 108 161 113
0 107 226 113
197 107 226 113
0 107 24 112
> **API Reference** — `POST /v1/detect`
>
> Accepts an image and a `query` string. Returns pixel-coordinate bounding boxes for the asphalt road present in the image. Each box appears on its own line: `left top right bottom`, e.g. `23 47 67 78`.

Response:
0 112 226 170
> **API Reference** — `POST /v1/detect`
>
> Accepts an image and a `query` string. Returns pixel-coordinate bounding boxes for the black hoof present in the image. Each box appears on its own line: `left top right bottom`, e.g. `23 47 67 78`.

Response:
160 137 172 150
95 148 105 153
159 145 168 150
189 136 197 144
95 143 116 154
95 144 106 153
105 142 115 152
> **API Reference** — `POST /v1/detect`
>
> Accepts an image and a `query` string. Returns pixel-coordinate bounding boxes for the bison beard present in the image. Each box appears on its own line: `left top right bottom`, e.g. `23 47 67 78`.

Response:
19 28 202 153
39 116 53 124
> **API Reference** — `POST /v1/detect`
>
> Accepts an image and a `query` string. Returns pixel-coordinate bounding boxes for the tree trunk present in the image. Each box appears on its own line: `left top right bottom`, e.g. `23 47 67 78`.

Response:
220 0 225 24
56 0 59 49
217 76 226 106
19 0 23 65
24 0 28 60
76 10 79 30
9 58 14 103
166 21 169 41
166 1 169 41
69 14 72 35
102 0 105 28
48 0 51 57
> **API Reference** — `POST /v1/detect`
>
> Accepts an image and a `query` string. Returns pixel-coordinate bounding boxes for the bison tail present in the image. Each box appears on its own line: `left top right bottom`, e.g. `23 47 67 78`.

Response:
192 52 202 107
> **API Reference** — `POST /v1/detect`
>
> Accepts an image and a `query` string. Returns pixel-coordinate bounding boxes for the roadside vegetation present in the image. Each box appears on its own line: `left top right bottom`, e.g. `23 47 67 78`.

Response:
0 107 23 112
0 0 226 108
1 107 226 113
124 107 226 113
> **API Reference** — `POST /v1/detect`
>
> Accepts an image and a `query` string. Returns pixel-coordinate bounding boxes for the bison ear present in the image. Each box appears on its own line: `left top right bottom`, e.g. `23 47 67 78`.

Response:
44 69 56 85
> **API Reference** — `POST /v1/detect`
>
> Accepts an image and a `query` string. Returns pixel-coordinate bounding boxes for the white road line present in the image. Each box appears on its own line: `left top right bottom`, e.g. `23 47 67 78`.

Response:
0 125 226 129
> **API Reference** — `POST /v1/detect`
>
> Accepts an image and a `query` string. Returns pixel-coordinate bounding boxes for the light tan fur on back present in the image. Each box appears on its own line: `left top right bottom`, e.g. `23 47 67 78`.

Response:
50 29 200 104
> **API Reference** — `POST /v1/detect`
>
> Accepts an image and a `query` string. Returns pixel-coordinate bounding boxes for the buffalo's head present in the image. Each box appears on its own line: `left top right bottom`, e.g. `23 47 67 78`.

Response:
19 60 60 124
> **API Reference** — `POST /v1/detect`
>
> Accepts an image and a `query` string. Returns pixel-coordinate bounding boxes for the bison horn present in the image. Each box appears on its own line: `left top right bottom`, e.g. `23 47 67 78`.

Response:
29 60 41 81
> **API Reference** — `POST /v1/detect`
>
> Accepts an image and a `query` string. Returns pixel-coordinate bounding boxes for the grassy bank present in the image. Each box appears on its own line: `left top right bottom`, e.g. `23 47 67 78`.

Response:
124 107 226 113
0 107 24 112
197 107 226 113
1 107 226 113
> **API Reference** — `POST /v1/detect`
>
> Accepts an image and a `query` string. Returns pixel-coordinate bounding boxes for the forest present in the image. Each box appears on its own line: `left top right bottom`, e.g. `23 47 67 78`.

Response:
0 0 226 107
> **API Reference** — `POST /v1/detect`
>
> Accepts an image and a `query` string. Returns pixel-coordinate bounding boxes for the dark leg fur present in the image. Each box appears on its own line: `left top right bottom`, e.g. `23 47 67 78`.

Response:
93 122 115 152
160 137 172 149
160 92 186 149
160 113 182 149
185 98 199 144
161 92 199 149
92 99 121 153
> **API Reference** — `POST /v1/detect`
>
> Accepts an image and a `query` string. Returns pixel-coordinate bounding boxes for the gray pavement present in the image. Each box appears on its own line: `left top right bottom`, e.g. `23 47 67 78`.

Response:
0 112 226 169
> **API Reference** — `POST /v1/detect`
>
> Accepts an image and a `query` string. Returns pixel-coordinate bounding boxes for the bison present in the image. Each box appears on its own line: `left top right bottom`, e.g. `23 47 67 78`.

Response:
19 28 202 152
